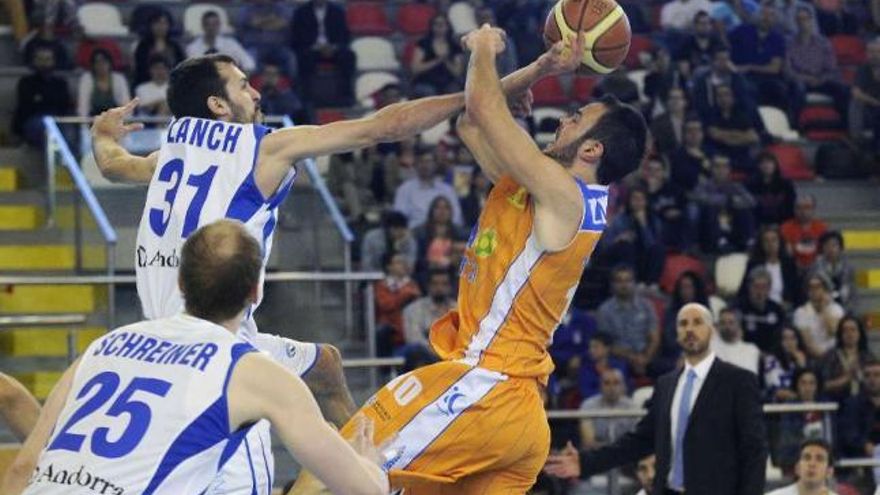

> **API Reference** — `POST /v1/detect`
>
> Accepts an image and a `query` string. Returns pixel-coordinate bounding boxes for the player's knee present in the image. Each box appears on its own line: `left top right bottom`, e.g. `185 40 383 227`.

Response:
305 344 345 395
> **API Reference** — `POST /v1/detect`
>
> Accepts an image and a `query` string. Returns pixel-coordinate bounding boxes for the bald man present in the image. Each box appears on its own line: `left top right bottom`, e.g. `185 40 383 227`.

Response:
545 303 767 495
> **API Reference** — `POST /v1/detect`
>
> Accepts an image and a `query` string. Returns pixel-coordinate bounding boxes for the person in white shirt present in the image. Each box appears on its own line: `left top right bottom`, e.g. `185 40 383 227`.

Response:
712 308 761 374
134 54 171 116
766 438 837 495
186 10 256 73
635 455 656 495
794 273 844 359
392 148 463 228
661 0 716 30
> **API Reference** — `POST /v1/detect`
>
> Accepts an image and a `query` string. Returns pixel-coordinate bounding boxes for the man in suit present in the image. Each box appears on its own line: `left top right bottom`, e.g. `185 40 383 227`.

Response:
289 0 356 105
544 303 767 495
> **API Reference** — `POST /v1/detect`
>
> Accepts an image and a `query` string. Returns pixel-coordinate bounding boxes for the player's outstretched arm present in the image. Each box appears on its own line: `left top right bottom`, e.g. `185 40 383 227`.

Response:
1 361 78 495
0 373 40 441
91 98 159 184
463 26 584 251
228 353 388 495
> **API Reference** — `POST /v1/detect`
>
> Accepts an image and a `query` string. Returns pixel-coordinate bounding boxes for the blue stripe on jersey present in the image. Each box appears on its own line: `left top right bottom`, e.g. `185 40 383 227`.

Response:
258 434 272 494
261 213 276 253
224 124 272 223
574 179 608 232
223 343 257 394
244 437 258 495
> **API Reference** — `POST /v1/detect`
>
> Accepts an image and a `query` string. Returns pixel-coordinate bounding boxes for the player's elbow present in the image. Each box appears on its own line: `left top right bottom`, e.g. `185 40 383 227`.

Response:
464 96 493 126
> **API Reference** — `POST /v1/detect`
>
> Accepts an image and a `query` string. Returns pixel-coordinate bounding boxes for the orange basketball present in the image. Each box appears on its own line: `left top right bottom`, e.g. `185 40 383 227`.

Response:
543 0 632 75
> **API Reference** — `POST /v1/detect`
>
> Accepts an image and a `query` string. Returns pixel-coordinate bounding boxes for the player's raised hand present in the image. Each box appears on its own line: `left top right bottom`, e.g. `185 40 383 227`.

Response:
91 98 144 142
461 24 507 54
543 441 582 479
538 31 585 76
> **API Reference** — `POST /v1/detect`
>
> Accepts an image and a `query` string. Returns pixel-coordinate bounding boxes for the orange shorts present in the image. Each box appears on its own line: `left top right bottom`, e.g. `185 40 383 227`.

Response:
340 361 550 494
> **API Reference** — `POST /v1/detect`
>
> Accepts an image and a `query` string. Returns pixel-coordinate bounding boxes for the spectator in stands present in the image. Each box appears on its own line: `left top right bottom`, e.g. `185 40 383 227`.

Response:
602 187 666 285
693 155 757 253
21 17 71 70
786 5 849 122
712 308 761 374
186 10 256 73
762 326 811 401
709 0 761 31
650 88 689 155
773 367 828 474
474 7 518 76
644 47 686 118
413 196 467 287
374 252 421 358
675 10 725 80
28 0 76 30
739 266 788 353
401 268 454 370
821 315 871 404
72 24 126 73
813 0 859 35
593 67 641 107
668 117 714 191
77 49 130 117
577 332 630 403
641 155 694 251
690 46 756 121
728 2 789 111
794 272 845 359
597 265 660 378
781 194 828 269
659 272 708 375
290 0 355 106
237 0 294 74
410 14 465 98
460 169 491 229
849 38 880 157
134 55 171 117
774 0 820 35
360 210 417 273
253 62 307 125
742 226 801 307
376 137 417 203
327 149 380 223
839 359 880 458
766 439 837 495
12 46 71 147
635 455 656 495
132 10 184 89
811 231 856 308
746 151 797 227
493 0 545 70
661 0 717 31
578 369 638 451
393 148 463 228
705 84 763 169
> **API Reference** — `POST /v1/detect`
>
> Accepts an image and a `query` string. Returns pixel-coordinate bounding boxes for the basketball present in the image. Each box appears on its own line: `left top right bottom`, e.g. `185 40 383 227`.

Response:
543 0 632 75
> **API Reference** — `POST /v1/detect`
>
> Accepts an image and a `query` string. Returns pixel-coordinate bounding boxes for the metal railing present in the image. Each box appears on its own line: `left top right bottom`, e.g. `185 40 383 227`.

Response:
0 314 89 363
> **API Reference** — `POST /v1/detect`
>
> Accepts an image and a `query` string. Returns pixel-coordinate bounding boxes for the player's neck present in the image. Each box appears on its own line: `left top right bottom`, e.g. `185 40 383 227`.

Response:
570 162 597 185
214 314 245 334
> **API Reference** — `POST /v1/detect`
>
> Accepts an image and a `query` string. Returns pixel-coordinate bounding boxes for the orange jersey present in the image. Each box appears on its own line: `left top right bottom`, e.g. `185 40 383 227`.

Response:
430 175 608 382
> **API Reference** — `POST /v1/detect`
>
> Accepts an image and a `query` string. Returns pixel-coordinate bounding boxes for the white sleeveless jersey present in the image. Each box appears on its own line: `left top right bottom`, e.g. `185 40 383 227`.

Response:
23 315 258 495
135 117 296 342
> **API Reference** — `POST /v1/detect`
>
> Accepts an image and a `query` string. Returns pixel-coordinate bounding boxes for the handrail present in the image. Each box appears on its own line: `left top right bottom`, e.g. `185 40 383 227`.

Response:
43 116 117 244
342 357 405 368
0 271 384 285
0 314 87 326
546 402 839 420
836 458 880 468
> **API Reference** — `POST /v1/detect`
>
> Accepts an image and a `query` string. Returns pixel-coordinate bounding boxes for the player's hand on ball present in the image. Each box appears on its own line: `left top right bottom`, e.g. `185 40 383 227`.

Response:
91 98 144 142
538 32 585 76
461 24 507 54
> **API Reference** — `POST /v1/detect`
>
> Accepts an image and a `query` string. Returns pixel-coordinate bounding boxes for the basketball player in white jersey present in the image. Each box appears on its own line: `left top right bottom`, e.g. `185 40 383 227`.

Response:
90 50 576 491
2 219 389 495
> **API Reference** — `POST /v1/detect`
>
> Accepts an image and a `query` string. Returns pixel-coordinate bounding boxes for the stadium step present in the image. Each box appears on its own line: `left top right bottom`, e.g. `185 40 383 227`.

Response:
843 230 880 251
858 269 880 289
0 285 103 313
14 371 62 400
0 168 18 191
0 205 42 230
0 327 105 357
0 245 75 270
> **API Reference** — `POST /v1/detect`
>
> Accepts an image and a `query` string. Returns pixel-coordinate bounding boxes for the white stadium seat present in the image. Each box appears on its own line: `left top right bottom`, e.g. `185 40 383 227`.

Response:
352 37 400 72
184 4 234 37
759 106 801 141
449 2 478 35
77 3 128 36
355 71 400 103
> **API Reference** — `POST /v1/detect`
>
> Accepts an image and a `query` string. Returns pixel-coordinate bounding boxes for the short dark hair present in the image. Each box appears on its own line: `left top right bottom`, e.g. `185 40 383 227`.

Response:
586 95 647 185
590 331 614 347
167 54 236 119
179 220 263 322
382 210 409 229
202 10 220 23
610 263 635 278
819 230 844 251
799 438 833 465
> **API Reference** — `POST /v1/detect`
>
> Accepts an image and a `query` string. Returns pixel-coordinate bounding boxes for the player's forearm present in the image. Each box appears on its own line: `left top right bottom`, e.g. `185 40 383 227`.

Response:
466 43 509 125
92 135 155 184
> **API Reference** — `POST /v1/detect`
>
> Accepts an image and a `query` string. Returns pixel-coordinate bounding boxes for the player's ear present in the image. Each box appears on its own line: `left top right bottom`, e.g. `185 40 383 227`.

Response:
578 139 604 163
206 95 229 118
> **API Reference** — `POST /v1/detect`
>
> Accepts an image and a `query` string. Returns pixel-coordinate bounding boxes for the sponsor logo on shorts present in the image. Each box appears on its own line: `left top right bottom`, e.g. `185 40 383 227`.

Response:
136 245 180 268
436 386 465 417
30 463 124 495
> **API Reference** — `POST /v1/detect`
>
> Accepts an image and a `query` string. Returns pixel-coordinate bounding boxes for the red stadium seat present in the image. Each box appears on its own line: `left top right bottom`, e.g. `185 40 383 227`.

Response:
766 143 815 180
799 106 846 141
841 65 857 85
830 35 866 65
531 76 568 106
624 35 653 69
402 40 418 68
397 3 437 35
572 76 598 103
346 2 393 35
316 108 346 125
659 254 706 294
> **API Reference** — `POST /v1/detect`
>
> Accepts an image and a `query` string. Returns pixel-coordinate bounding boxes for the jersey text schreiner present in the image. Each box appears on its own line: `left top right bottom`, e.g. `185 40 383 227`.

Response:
92 331 218 372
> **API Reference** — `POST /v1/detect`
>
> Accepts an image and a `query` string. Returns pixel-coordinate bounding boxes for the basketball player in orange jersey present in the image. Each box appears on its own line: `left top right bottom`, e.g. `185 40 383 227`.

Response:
290 25 648 494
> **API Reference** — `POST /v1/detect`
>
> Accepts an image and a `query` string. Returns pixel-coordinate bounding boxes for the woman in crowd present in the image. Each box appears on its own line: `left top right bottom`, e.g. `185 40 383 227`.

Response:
811 230 856 309
820 315 872 403
77 48 130 117
772 367 828 475
409 14 465 97
602 187 666 285
132 10 184 88
413 196 467 287
762 325 812 402
746 152 796 227
740 225 800 308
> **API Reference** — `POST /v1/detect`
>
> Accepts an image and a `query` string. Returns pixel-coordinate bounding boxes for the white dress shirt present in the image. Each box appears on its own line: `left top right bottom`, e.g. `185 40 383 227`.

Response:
668 352 716 486
186 36 256 72
765 483 837 495
712 336 760 375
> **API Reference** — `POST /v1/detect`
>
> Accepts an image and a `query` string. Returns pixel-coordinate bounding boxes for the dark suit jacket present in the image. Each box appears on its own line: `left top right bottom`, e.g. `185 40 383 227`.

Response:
650 112 684 155
581 358 767 495
290 0 351 54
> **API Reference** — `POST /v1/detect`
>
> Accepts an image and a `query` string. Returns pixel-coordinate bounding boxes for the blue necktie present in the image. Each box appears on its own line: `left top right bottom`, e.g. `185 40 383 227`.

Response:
671 369 697 490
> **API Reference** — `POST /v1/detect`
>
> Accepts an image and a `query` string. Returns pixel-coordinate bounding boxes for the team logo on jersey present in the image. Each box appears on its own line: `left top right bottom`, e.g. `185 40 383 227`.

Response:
507 187 528 210
473 229 498 258
136 246 180 268
30 463 124 495
436 386 466 417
